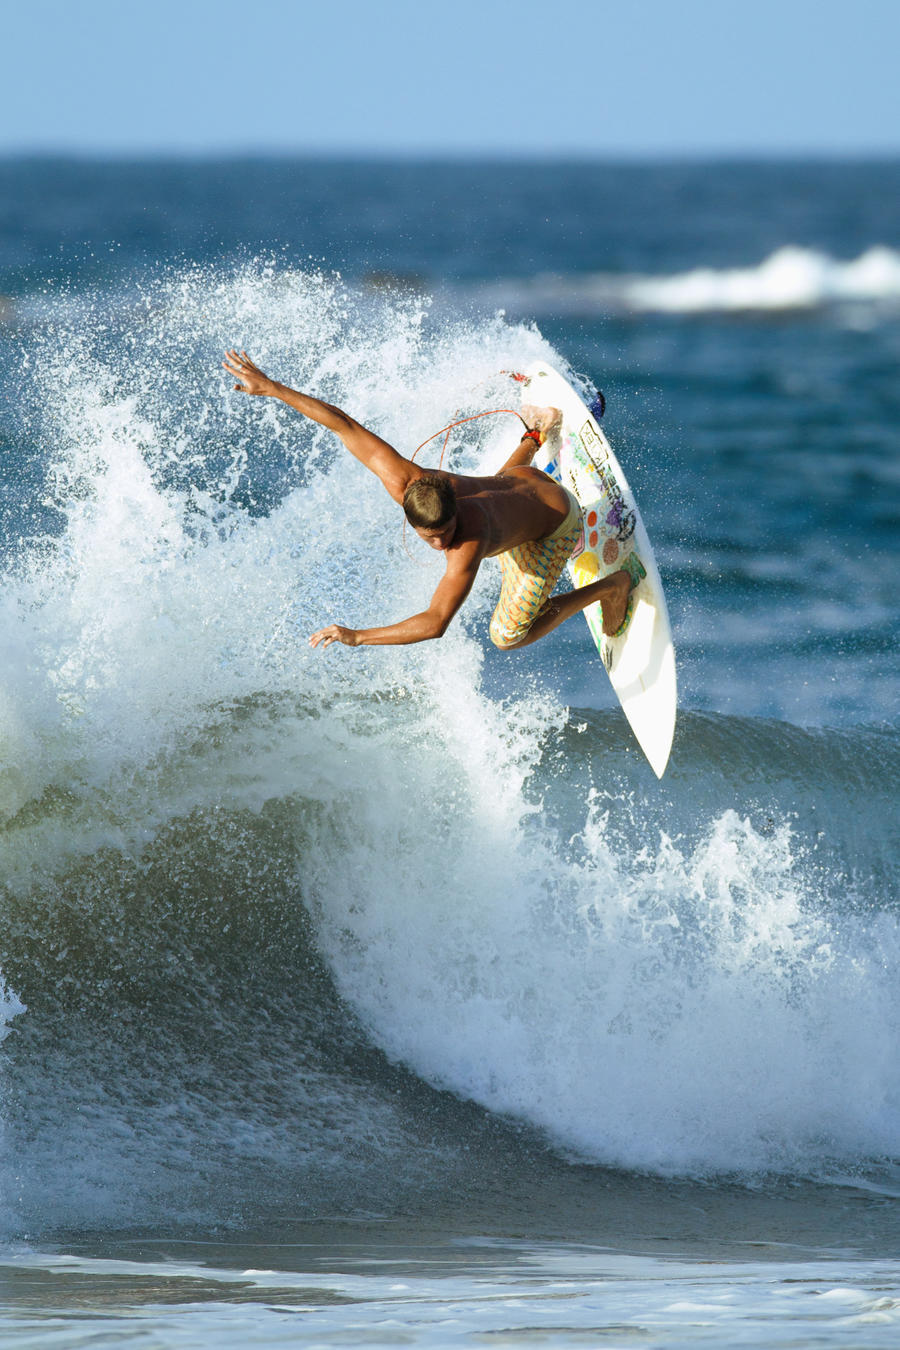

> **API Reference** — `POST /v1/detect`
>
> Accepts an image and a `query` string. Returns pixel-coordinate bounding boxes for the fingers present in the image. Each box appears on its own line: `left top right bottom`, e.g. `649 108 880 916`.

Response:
309 625 355 650
223 348 265 395
222 353 244 378
222 349 257 376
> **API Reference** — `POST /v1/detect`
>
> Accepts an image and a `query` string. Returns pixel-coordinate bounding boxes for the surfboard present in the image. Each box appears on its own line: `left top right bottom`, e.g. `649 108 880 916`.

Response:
521 362 677 778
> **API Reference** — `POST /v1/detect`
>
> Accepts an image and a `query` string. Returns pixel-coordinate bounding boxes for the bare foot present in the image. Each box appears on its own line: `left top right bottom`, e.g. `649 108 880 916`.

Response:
521 404 562 440
600 569 634 636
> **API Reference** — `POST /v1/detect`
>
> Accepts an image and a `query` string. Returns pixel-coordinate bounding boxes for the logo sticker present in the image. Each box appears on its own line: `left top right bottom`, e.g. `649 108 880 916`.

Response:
589 463 635 543
580 420 608 462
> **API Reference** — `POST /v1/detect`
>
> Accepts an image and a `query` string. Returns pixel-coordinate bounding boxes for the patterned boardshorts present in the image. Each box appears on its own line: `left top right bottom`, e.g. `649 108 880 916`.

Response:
489 489 582 649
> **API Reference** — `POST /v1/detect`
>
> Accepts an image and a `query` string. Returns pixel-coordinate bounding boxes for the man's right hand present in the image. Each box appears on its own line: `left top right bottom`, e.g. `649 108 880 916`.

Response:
221 353 420 509
223 349 276 397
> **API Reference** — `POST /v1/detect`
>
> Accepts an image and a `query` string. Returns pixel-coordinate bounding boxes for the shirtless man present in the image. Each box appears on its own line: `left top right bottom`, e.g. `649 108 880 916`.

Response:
223 351 640 651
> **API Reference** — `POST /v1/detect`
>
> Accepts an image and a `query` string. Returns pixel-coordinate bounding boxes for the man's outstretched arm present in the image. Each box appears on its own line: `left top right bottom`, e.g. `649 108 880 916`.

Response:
309 546 482 650
223 350 420 503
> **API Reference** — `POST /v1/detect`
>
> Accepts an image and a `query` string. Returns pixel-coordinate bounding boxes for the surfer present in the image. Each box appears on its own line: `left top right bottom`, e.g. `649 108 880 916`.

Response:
224 350 640 650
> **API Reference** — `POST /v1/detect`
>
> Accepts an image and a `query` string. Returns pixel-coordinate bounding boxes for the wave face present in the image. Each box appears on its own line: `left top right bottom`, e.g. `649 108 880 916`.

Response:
473 246 900 317
0 267 898 1238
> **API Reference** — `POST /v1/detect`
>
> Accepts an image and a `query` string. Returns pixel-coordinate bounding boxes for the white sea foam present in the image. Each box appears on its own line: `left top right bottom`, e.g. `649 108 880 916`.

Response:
474 245 900 316
624 245 900 313
3 1244 900 1350
1 265 898 1219
314 747 900 1176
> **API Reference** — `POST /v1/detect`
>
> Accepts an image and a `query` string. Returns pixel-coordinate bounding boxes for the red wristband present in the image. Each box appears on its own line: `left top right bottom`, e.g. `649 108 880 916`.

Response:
522 427 544 446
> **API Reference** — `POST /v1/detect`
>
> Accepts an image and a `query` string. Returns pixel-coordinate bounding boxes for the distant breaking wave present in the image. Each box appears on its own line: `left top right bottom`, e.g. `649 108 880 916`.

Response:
473 246 900 317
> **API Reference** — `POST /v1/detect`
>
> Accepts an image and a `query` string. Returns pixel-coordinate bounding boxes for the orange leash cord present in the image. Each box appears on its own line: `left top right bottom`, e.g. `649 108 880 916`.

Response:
410 406 530 470
410 368 530 467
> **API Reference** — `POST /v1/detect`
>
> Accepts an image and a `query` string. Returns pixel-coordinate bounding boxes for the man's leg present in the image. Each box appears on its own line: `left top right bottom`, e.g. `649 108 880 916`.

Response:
490 521 639 650
502 567 634 649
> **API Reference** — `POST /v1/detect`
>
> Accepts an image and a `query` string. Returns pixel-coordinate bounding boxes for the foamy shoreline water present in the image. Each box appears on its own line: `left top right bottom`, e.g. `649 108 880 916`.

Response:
3 1233 900 1349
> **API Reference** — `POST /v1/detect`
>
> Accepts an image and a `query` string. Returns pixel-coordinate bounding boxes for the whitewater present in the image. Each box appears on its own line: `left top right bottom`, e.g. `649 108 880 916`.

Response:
474 243 900 316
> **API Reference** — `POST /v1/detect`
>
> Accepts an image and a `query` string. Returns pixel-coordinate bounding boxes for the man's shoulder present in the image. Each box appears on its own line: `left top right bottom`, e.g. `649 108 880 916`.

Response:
450 468 539 496
496 465 547 486
447 507 491 562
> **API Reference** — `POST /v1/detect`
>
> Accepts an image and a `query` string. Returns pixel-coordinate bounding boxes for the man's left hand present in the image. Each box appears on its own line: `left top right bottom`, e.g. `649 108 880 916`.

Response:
309 624 360 650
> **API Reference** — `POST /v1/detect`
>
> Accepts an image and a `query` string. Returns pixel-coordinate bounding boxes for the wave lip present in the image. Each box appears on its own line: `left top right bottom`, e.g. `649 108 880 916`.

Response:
473 246 900 317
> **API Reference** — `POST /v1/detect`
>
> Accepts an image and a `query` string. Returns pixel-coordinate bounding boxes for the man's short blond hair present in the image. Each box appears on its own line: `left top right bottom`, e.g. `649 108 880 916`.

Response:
403 475 457 529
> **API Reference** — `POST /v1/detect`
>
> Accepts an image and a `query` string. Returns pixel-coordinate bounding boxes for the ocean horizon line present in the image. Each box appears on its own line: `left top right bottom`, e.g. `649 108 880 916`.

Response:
3 146 900 167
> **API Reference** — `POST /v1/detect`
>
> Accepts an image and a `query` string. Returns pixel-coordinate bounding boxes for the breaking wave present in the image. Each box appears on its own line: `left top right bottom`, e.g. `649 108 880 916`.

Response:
0 264 898 1239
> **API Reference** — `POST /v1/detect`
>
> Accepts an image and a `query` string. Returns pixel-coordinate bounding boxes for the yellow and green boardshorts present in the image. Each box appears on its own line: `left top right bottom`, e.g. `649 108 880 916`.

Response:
489 488 583 649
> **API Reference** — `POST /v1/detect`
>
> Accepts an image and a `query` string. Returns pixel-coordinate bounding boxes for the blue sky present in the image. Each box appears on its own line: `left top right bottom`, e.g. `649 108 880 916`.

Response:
5 0 899 156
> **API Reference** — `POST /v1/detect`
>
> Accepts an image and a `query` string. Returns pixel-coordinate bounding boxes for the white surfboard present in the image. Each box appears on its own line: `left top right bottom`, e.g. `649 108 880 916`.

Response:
522 362 677 778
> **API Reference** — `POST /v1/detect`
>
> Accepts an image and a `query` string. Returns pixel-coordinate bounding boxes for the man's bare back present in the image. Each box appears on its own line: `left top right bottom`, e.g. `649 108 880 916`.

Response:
223 350 637 650
437 466 573 557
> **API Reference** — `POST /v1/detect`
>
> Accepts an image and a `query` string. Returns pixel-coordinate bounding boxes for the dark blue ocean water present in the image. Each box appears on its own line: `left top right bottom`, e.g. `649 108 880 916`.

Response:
0 158 898 1346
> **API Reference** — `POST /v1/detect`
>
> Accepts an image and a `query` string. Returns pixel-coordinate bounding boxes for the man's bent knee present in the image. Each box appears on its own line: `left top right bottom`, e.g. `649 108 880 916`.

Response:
489 614 533 650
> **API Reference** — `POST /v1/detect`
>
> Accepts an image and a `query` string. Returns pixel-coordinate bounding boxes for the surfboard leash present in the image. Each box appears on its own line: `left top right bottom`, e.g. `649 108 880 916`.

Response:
410 406 530 470
408 370 535 469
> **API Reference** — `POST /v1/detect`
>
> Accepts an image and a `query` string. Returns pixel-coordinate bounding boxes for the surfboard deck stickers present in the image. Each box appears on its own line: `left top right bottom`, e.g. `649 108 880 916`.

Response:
523 363 677 778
